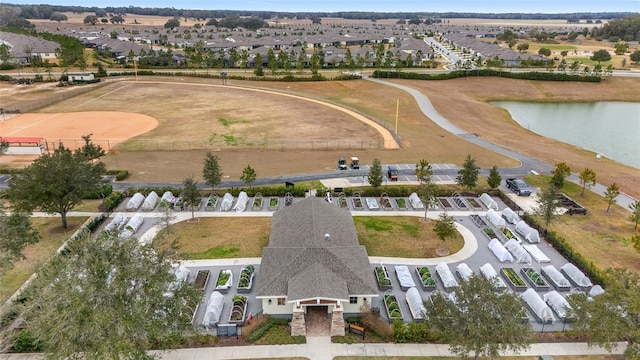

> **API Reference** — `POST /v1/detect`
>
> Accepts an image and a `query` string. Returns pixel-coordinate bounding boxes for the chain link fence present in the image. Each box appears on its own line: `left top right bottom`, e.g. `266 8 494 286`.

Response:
43 138 394 152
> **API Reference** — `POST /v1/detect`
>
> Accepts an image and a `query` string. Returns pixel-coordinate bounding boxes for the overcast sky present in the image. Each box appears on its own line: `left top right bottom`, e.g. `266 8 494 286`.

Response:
4 0 640 13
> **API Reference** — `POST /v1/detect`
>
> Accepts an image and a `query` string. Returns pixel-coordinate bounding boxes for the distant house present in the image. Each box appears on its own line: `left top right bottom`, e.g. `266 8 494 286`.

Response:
255 197 378 336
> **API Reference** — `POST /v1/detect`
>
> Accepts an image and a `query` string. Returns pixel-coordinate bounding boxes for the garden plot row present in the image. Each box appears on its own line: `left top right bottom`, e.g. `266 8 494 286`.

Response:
188 265 259 330
326 192 487 212
204 192 297 212
374 261 600 325
125 191 187 212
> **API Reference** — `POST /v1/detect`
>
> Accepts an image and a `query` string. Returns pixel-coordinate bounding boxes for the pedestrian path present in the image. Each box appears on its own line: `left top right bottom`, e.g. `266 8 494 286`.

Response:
2 340 626 359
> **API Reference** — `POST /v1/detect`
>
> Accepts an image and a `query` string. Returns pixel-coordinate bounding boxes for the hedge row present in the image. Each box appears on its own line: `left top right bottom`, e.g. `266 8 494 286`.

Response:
247 317 289 343
104 192 124 212
372 69 602 82
106 70 360 82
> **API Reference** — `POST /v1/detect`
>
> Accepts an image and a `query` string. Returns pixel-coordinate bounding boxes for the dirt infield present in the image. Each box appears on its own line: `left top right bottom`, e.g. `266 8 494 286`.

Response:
0 111 158 151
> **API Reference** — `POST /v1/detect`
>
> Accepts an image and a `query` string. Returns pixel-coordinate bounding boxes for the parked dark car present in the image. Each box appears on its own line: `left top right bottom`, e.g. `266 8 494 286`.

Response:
506 178 532 196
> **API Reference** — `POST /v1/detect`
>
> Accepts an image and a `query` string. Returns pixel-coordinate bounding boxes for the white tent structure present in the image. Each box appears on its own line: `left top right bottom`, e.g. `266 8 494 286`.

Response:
488 238 514 263
515 220 540 243
220 193 234 212
479 263 507 289
541 265 572 290
233 191 248 212
142 191 159 211
479 193 498 210
505 239 532 264
589 285 605 297
408 193 424 210
522 288 555 324
126 192 144 211
522 244 550 263
486 209 506 228
405 287 427 320
124 214 144 233
173 266 190 283
202 291 225 330
435 262 459 290
104 213 127 234
561 263 593 289
161 191 175 205
395 265 416 291
544 291 572 319
502 207 520 224
455 263 474 282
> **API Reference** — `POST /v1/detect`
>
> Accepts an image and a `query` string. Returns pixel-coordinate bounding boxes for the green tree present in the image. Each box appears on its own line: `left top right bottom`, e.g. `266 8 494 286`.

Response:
254 53 264 76
164 16 180 29
0 208 40 275
632 233 640 253
551 162 571 189
181 177 201 219
368 158 383 188
487 165 502 189
241 165 257 188
604 182 620 212
267 48 278 75
631 50 640 65
538 47 551 57
426 275 534 360
434 212 457 251
83 15 98 25
202 151 222 190
590 49 612 64
535 184 559 234
615 42 629 55
18 229 200 359
8 138 106 229
568 268 640 358
0 137 8 155
516 43 529 53
49 12 68 22
578 168 597 196
561 50 569 58
415 159 438 221
456 154 480 191
629 200 640 230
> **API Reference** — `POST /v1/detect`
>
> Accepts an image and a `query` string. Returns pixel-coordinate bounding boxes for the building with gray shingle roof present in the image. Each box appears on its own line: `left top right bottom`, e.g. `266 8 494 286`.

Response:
256 197 378 336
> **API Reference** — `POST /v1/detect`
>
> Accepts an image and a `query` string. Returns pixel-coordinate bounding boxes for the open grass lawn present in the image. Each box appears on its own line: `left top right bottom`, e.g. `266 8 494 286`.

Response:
162 216 463 259
525 175 639 274
252 324 306 345
0 217 87 303
353 216 464 258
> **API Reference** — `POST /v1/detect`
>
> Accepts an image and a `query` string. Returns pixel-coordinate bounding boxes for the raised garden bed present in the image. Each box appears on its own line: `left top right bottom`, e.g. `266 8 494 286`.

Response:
501 227 522 243
483 227 496 239
521 267 550 291
205 194 219 211
466 197 483 210
268 197 279 211
352 192 364 210
383 293 404 322
374 266 392 291
470 214 487 227
228 295 248 325
395 198 408 210
194 270 210 291
500 268 528 292
338 193 349 209
379 193 393 210
252 193 263 211
215 269 233 293
415 266 437 291
438 197 454 210
451 195 468 210
237 265 256 293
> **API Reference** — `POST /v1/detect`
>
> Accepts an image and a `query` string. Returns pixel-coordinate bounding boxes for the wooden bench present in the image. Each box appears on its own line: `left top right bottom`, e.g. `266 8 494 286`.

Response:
348 323 365 339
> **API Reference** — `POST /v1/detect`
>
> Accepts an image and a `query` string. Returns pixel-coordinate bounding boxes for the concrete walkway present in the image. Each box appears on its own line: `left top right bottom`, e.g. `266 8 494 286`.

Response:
2 340 626 359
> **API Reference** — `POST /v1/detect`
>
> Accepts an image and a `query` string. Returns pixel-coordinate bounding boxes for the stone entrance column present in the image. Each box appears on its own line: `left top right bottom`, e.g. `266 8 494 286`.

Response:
291 307 306 336
330 302 345 336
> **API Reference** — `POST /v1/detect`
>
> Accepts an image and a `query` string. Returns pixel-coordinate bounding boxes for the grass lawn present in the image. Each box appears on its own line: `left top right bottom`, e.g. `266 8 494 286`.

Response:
162 216 464 259
354 216 464 258
0 217 88 303
253 324 306 345
525 175 639 274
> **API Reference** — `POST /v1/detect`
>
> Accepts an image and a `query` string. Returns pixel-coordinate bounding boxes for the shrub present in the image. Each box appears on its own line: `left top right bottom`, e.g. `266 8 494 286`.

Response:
104 191 124 212
86 214 106 233
115 170 128 181
361 307 393 341
11 330 43 352
247 318 288 342
84 184 113 199
373 69 602 82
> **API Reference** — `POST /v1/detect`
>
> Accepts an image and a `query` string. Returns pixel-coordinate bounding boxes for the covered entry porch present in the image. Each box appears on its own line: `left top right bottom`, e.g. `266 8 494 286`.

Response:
291 298 345 337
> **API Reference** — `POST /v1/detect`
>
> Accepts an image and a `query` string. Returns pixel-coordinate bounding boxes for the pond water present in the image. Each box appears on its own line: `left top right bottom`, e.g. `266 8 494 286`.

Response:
492 101 640 169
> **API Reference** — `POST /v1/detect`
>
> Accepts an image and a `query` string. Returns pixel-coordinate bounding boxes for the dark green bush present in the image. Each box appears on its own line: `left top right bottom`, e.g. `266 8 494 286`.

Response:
84 184 113 199
104 191 124 212
86 214 106 233
373 69 602 83
0 168 23 174
115 170 129 181
11 330 43 353
123 187 181 198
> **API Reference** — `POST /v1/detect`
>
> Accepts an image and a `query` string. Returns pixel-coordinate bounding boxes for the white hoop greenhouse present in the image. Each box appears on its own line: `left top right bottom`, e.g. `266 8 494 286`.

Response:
405 287 426 320
126 192 144 211
233 191 248 212
408 192 424 209
479 263 506 289
220 193 234 211
202 291 225 330
505 239 532 264
502 207 520 224
488 238 514 263
515 220 540 243
522 288 554 324
561 263 593 288
486 209 506 228
479 193 498 210
104 213 127 234
544 291 572 319
455 263 474 282
541 265 572 290
142 191 159 211
436 262 459 290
